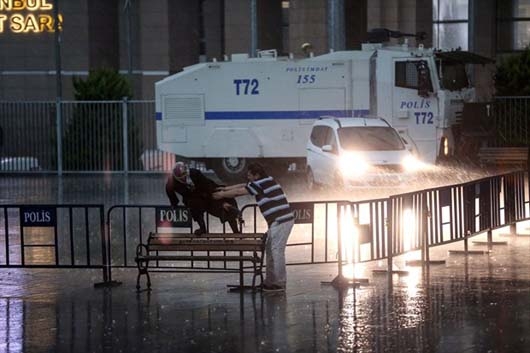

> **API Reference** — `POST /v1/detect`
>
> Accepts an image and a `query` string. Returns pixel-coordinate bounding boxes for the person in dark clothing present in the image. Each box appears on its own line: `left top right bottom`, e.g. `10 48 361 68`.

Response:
166 162 241 235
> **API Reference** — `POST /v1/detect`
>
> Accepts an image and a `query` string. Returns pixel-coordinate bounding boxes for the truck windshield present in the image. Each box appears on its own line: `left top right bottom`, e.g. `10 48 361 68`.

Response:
338 127 405 151
436 61 469 91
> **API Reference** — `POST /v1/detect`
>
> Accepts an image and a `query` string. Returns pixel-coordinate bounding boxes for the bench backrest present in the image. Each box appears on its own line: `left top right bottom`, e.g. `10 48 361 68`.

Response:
150 232 264 239
478 147 529 164
147 232 266 252
478 147 528 155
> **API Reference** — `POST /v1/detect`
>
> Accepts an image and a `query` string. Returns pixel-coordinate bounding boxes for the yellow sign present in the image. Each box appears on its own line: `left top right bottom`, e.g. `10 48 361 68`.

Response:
0 0 62 33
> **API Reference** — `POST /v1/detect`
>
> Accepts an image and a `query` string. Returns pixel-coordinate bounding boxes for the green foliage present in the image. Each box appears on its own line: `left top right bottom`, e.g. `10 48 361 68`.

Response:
495 47 530 96
73 68 132 100
493 49 530 146
63 69 142 171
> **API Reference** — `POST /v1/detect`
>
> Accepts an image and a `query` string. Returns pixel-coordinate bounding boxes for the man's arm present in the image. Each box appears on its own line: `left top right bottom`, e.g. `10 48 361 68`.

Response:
216 183 247 192
212 185 248 199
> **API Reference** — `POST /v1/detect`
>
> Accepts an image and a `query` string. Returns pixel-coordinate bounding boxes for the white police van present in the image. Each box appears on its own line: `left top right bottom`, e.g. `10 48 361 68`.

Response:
306 117 424 188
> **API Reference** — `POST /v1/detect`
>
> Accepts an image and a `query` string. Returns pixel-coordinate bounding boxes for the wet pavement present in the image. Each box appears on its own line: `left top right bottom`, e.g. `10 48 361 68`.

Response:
1 230 530 353
0 217 528 353
1 171 530 353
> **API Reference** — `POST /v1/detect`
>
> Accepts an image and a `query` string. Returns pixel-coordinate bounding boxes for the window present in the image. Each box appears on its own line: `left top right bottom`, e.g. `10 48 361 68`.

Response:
435 61 469 90
281 1 290 55
310 126 327 147
198 0 206 62
497 0 530 52
323 127 338 151
432 0 469 50
338 127 405 151
395 61 433 91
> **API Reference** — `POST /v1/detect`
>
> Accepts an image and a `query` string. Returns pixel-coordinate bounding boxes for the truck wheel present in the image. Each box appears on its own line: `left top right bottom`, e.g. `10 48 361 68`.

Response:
213 157 247 182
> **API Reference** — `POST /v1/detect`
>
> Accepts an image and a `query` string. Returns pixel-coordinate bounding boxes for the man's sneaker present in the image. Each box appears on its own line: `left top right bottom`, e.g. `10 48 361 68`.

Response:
262 284 285 292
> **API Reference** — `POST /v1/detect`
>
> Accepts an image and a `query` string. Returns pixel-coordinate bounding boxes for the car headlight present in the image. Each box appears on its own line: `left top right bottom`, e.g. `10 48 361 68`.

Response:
402 155 425 172
340 152 370 177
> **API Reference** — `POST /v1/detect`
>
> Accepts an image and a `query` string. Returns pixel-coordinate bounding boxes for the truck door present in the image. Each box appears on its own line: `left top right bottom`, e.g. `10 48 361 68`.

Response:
391 59 439 163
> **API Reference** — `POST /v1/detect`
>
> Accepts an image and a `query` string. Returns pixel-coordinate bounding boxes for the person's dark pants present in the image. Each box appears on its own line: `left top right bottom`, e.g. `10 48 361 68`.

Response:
186 197 240 234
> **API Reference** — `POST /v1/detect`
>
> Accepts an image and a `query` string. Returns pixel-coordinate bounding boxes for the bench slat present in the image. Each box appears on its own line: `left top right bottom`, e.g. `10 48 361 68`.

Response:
150 233 265 239
149 239 262 246
148 245 262 252
150 238 263 244
137 255 258 262
477 147 529 166
147 235 264 252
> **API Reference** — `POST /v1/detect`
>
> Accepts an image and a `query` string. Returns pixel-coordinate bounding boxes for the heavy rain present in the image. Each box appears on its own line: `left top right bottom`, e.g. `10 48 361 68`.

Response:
3 1 530 352
2 163 530 352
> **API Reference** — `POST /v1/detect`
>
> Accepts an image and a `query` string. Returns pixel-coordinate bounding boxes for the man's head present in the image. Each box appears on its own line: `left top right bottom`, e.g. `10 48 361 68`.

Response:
172 162 189 183
246 162 267 181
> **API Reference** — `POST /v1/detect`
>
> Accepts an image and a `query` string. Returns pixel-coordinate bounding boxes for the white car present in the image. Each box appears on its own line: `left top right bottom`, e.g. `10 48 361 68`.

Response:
306 117 425 188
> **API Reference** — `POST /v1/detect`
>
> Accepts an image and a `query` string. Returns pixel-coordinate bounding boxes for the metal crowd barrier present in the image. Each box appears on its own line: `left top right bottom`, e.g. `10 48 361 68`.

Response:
105 201 349 281
332 170 529 285
0 204 108 284
1 170 528 288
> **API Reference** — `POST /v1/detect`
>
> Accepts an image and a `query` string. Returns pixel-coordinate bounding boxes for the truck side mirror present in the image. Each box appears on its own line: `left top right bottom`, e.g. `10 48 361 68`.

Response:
322 144 336 154
416 60 431 98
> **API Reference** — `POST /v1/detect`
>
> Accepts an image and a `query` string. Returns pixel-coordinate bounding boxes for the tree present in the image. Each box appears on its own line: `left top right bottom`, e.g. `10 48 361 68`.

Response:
64 69 141 171
73 68 132 100
495 47 530 96
493 48 530 146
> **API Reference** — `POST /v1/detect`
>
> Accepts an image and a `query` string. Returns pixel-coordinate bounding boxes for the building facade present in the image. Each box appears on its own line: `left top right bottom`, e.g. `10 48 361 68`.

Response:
0 0 528 101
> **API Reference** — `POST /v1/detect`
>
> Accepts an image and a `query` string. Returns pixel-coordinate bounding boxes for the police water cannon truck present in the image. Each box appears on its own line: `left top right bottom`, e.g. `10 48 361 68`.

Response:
155 29 491 180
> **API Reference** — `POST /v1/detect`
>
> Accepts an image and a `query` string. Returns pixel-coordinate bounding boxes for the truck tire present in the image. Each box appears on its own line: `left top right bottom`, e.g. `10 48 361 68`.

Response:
213 157 248 182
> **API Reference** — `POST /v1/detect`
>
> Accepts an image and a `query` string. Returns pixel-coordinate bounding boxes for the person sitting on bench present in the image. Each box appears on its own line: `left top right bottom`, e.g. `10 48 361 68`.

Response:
166 162 242 235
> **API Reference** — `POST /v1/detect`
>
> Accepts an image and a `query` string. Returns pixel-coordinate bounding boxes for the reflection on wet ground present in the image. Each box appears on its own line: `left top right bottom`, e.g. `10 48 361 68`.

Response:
1 168 529 352
1 248 530 353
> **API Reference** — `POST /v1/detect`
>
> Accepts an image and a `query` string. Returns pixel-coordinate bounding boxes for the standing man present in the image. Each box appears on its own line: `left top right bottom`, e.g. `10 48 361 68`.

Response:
213 163 294 292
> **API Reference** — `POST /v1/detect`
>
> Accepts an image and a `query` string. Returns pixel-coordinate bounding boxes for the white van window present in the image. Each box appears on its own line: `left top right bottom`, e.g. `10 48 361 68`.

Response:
338 126 405 151
310 126 327 147
323 127 338 150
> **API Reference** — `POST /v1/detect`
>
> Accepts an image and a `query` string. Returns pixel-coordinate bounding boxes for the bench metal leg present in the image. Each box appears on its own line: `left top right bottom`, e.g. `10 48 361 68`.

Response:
135 259 152 292
227 259 264 293
251 259 263 291
135 244 152 292
227 260 251 292
253 254 265 291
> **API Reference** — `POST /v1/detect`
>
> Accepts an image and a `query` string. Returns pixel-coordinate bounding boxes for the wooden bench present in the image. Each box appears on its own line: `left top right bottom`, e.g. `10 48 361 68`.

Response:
134 232 267 292
477 147 529 168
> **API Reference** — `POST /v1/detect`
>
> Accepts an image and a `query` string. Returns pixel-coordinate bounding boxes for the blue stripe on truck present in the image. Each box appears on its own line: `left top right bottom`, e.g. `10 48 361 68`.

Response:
155 109 369 120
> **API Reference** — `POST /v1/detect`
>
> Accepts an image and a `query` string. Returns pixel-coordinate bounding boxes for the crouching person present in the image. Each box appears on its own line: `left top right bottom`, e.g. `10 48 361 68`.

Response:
166 162 242 235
